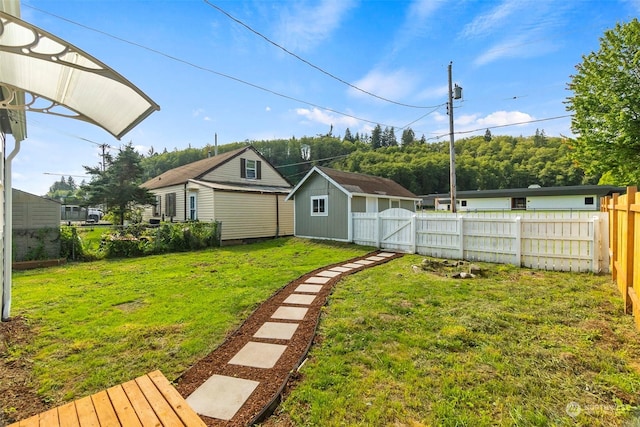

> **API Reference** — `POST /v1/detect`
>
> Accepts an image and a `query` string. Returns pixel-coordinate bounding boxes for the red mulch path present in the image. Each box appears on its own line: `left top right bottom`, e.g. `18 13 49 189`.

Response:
174 251 402 426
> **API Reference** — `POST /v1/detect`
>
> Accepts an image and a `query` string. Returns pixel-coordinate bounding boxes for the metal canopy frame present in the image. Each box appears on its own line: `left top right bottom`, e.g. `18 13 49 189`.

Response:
0 11 160 139
0 7 159 320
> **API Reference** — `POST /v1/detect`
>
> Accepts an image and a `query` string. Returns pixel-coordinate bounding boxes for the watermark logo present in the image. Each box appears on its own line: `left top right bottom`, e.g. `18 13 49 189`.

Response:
566 401 582 418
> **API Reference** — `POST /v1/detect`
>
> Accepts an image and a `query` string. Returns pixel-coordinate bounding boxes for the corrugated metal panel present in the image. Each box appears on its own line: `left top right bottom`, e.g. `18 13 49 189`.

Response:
215 191 294 240
293 173 348 240
202 150 290 187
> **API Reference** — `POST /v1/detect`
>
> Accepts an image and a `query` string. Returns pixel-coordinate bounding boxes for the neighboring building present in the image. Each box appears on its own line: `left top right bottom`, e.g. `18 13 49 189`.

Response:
423 185 626 212
12 189 61 261
285 166 420 242
141 146 294 243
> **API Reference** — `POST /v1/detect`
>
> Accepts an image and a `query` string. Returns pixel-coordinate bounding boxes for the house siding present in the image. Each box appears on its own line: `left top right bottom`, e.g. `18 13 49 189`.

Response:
293 173 349 240
185 182 215 221
214 191 293 241
142 184 187 222
202 150 290 187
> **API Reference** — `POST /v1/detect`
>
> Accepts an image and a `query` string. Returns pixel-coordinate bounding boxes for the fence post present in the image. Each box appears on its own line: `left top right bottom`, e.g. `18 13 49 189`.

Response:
623 187 636 314
458 215 464 260
514 216 522 267
411 214 417 254
376 212 381 249
592 215 599 273
611 193 619 282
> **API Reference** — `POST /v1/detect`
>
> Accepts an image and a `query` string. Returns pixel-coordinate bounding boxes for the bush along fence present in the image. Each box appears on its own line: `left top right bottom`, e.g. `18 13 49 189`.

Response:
602 186 640 330
352 208 609 273
63 221 221 261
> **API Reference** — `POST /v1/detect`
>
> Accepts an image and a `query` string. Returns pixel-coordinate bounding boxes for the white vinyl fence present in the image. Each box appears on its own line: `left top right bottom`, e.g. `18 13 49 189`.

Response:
352 209 609 273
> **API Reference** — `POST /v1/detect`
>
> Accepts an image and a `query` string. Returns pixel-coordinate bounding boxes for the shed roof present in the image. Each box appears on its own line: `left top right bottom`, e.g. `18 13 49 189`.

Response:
287 166 419 201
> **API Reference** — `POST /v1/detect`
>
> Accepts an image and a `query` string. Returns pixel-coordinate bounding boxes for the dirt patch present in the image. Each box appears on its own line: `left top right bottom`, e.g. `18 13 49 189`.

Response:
0 316 48 426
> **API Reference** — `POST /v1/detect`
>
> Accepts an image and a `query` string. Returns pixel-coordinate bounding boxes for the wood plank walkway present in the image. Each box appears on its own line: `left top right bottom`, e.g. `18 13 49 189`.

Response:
8 370 205 427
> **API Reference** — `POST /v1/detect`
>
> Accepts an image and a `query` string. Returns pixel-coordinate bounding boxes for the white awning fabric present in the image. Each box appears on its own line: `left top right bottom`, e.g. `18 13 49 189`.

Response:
0 11 160 140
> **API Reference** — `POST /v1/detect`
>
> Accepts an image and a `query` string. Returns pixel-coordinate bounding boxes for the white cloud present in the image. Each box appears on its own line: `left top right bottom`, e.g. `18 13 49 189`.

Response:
476 110 534 127
460 1 522 39
276 0 357 52
265 106 271 112
294 107 359 128
349 69 419 101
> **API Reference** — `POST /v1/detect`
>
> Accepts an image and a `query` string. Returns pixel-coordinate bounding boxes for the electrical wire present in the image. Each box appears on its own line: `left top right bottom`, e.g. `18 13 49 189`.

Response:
22 3 399 130
203 0 442 110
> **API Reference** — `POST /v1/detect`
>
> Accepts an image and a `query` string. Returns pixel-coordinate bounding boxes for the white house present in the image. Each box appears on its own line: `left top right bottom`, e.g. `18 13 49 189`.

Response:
141 146 294 243
423 185 626 212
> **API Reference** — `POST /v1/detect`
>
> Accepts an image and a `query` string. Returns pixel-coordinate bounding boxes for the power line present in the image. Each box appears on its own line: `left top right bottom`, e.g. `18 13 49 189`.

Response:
23 3 399 130
203 0 441 110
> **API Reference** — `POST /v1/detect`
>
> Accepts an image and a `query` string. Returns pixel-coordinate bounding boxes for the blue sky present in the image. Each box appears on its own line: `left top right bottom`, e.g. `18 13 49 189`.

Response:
10 0 640 196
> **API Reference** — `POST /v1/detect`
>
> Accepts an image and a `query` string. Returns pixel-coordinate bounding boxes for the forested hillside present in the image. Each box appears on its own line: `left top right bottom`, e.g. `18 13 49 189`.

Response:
139 130 597 196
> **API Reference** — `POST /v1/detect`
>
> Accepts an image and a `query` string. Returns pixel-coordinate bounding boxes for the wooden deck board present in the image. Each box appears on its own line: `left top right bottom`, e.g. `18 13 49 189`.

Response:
106 385 143 427
57 402 80 427
121 379 162 427
8 371 203 427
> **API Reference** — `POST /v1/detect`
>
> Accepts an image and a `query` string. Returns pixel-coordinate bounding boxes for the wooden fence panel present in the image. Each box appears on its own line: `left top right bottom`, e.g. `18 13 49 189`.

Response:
604 186 640 330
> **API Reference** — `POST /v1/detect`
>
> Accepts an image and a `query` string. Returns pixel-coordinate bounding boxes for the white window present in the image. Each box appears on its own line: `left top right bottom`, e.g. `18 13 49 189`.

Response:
311 195 328 216
189 193 197 220
246 159 257 179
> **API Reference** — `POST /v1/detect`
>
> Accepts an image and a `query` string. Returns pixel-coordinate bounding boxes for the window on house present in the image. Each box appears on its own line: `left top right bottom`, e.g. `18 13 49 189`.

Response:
511 197 526 210
240 158 262 180
165 192 176 217
461 200 467 207
153 195 161 216
585 196 594 205
189 193 197 220
311 195 328 216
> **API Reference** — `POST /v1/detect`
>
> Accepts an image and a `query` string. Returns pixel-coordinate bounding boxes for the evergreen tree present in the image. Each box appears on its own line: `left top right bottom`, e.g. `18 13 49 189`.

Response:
401 128 416 146
371 124 382 149
82 143 155 225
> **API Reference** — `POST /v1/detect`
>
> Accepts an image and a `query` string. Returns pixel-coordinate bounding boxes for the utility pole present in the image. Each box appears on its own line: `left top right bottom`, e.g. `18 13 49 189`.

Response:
447 62 462 213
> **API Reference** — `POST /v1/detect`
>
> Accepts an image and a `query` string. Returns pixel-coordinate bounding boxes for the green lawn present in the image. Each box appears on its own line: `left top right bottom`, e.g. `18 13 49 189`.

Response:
9 237 370 403
7 240 640 426
276 256 640 427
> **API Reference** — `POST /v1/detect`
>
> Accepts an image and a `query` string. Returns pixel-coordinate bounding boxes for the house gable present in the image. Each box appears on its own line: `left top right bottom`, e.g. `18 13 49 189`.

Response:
141 146 291 191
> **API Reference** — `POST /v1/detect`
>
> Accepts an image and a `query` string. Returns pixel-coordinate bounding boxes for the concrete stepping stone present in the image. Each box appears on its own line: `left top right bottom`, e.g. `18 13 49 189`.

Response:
316 270 341 278
329 266 352 273
186 374 259 421
283 294 316 305
366 256 385 261
354 259 375 265
378 252 395 257
271 306 308 320
229 342 287 369
304 276 331 284
342 262 363 268
295 284 323 293
253 322 299 340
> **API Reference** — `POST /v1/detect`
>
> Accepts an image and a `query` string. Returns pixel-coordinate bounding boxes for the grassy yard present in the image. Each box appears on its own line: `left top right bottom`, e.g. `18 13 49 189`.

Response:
274 256 640 427
5 239 640 426
7 237 370 405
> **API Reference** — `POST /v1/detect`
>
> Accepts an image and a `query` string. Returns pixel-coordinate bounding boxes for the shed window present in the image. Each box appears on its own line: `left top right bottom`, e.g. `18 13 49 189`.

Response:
585 196 594 205
511 197 526 210
165 192 176 217
461 200 467 207
311 195 328 216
